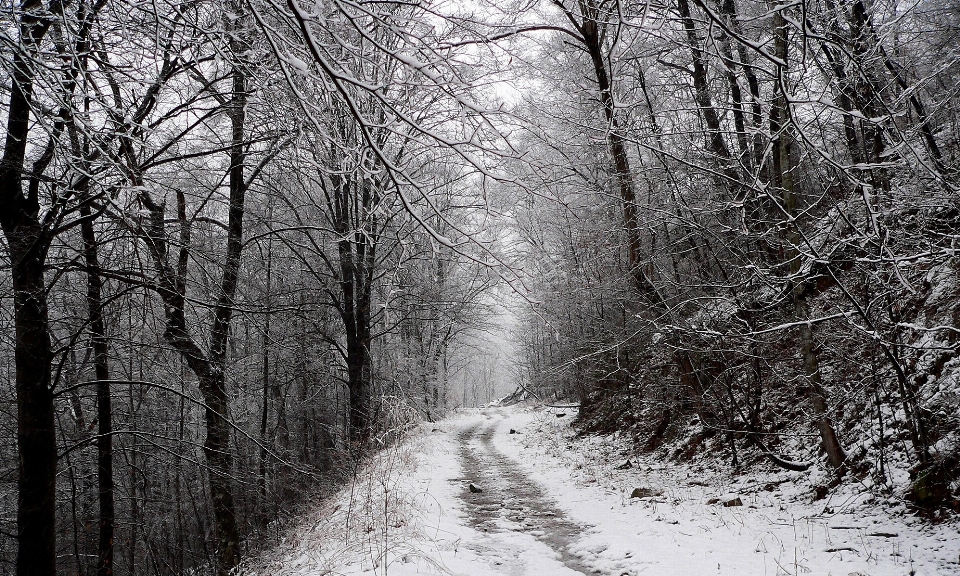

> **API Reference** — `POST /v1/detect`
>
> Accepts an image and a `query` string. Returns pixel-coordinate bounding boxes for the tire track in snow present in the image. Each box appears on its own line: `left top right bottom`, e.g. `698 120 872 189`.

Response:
456 418 595 575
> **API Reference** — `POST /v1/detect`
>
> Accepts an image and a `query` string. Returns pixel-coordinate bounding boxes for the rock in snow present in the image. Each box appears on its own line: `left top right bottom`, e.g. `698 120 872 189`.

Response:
629 487 661 498
706 494 743 506
721 495 743 507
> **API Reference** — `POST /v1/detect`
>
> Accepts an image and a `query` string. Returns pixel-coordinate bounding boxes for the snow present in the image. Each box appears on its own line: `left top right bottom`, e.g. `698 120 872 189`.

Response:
496 408 960 575
283 54 311 75
243 405 960 576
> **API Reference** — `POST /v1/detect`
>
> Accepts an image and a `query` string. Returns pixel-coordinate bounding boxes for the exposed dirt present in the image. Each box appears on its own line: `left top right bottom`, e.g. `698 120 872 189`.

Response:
455 417 594 575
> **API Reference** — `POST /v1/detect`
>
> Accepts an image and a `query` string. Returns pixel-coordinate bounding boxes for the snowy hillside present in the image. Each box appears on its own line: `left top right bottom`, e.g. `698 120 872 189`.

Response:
241 405 960 576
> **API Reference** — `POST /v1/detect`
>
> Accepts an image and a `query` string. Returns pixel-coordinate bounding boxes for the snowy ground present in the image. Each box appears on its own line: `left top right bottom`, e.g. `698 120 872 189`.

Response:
243 405 960 576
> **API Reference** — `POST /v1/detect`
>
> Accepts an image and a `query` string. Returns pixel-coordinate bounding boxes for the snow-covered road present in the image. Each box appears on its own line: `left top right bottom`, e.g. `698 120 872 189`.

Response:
247 405 960 576
456 418 592 574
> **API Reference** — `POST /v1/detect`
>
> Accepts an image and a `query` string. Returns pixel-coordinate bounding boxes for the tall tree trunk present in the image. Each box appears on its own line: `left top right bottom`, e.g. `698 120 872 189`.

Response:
258 232 273 505
202 25 248 571
677 0 734 170
342 249 373 441
4 221 57 576
334 176 376 442
80 196 115 576
66 8 113 568
847 0 944 172
134 17 247 571
577 12 662 304
844 0 890 193
0 3 60 574
771 8 846 469
716 0 752 171
337 214 367 439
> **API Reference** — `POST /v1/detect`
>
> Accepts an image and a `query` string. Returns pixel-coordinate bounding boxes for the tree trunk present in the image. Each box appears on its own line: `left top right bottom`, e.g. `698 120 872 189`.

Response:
795 298 847 468
677 0 734 171
199 373 241 573
716 0 752 171
202 26 248 570
334 176 377 442
258 234 272 505
338 226 368 439
771 8 846 469
80 197 115 576
0 3 59 574
135 20 247 571
847 0 944 171
578 11 660 303
6 226 57 576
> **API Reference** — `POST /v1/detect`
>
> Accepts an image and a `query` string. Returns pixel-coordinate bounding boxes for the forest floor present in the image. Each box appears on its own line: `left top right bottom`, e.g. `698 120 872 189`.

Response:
244 405 960 576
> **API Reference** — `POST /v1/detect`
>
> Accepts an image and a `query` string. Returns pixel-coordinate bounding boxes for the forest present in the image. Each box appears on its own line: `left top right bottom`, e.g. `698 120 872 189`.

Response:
1 0 958 574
